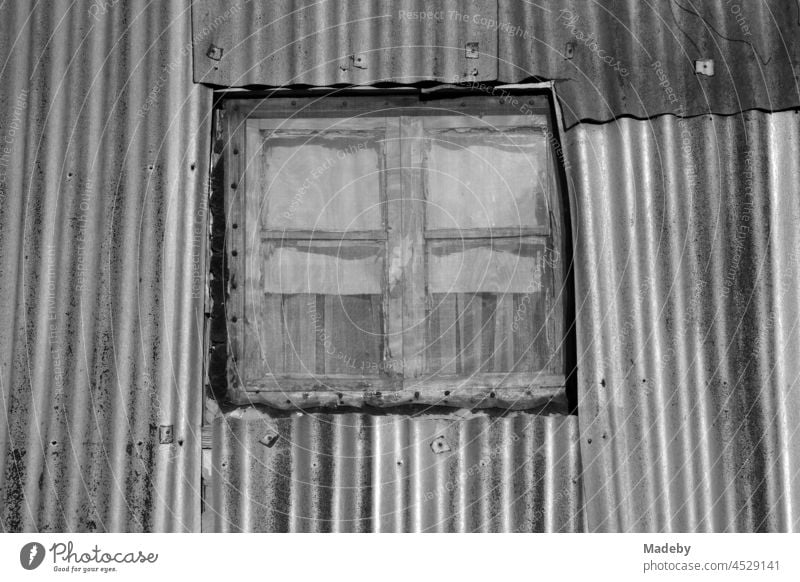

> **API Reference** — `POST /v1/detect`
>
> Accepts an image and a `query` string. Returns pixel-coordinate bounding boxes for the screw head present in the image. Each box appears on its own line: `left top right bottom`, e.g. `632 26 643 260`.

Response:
206 45 224 61
159 425 174 444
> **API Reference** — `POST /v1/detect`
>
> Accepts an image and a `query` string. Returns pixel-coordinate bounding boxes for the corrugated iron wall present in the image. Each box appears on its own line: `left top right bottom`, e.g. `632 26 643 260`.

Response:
191 0 800 126
0 1 212 531
4 0 800 534
498 0 800 125
207 409 583 532
568 110 800 531
193 1 800 532
192 0 499 86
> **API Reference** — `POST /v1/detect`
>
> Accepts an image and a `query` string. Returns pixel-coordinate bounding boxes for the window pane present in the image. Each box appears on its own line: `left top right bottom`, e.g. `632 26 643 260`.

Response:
263 240 383 295
425 238 557 375
259 293 383 377
424 129 550 230
257 241 384 377
425 293 554 374
258 131 383 231
427 238 544 294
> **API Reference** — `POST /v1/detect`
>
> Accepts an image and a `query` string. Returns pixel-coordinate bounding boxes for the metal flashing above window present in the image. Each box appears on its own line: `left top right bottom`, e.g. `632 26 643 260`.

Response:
192 0 499 86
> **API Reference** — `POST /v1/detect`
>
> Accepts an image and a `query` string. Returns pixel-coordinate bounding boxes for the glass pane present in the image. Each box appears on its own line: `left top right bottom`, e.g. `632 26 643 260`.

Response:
427 238 544 294
259 293 383 377
425 238 558 374
424 129 550 230
262 240 383 295
258 131 383 231
257 240 385 377
425 292 555 374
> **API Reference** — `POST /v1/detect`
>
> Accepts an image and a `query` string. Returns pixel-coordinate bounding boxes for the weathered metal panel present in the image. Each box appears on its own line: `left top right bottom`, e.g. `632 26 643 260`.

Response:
6 0 798 535
499 0 800 126
207 409 583 532
193 1 800 127
0 1 212 531
567 109 800 531
192 0 498 86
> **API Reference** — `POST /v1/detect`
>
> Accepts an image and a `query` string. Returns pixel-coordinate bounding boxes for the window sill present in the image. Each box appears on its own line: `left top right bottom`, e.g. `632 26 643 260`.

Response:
227 373 566 411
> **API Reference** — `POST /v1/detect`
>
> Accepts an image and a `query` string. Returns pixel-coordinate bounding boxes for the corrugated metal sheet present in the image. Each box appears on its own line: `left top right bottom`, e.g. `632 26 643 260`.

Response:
207 409 583 532
192 0 498 86
0 1 212 531
567 109 800 531
5 0 799 535
192 0 800 127
499 0 800 126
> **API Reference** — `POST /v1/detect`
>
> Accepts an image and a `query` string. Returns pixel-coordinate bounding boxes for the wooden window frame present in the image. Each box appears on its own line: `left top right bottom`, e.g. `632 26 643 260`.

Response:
222 92 570 410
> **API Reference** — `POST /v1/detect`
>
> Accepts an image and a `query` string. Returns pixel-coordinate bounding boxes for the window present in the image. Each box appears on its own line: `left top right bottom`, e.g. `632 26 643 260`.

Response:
222 94 569 409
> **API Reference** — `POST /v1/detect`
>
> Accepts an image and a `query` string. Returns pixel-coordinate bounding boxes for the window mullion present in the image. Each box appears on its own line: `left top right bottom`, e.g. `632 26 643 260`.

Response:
400 115 427 380
384 117 404 376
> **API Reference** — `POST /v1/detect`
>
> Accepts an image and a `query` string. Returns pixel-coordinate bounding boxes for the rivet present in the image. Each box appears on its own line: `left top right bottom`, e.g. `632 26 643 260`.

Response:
694 58 715 77
159 425 174 445
259 430 279 448
430 435 451 454
206 44 224 61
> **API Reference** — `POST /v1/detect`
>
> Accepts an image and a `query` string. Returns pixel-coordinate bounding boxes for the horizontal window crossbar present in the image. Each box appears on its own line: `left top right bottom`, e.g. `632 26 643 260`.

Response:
424 227 549 239
263 229 387 240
